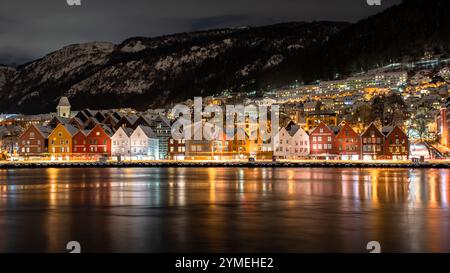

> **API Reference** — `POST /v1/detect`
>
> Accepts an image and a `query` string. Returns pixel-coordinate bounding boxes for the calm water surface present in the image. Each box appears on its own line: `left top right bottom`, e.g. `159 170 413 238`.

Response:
0 167 449 253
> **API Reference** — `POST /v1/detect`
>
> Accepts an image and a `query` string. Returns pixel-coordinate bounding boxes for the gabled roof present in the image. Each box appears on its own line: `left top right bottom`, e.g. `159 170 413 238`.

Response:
361 122 382 136
70 117 84 126
99 124 114 137
383 125 407 138
53 124 78 137
119 127 134 137
287 125 306 137
104 113 119 123
381 126 395 136
329 125 341 134
136 125 157 139
49 116 70 126
155 115 171 127
57 97 71 107
121 114 139 125
34 125 53 138
82 109 97 117
309 122 336 135
75 129 91 136
75 111 89 121
335 123 357 138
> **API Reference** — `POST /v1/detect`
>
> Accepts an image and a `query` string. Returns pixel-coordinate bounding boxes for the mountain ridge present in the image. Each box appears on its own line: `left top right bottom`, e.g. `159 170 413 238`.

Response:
1 0 449 114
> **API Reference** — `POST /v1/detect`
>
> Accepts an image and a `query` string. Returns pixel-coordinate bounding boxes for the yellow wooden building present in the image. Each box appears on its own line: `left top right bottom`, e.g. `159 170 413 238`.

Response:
48 123 79 159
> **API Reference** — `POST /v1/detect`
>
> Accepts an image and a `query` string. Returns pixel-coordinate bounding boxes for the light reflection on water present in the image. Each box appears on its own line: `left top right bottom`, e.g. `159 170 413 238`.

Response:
0 167 449 253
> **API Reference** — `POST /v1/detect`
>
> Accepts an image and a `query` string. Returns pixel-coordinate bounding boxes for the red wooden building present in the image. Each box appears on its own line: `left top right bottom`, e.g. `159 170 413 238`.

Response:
361 123 384 160
86 124 114 156
73 130 89 154
19 124 52 157
309 122 338 159
334 123 361 160
383 126 409 160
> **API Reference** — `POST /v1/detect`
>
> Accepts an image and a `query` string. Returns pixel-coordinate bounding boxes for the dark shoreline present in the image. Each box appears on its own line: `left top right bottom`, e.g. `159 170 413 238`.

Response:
0 161 449 169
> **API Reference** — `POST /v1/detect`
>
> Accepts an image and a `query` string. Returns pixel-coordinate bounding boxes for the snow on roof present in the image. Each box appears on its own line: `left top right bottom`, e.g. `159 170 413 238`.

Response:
137 125 157 138
63 124 79 136
57 97 71 107
34 125 53 138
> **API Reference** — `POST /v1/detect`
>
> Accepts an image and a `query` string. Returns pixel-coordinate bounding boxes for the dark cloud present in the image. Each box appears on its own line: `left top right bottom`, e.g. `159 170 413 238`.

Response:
0 0 402 65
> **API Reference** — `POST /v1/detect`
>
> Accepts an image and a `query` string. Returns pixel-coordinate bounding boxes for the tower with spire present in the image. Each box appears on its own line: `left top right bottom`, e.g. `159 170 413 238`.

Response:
56 96 71 118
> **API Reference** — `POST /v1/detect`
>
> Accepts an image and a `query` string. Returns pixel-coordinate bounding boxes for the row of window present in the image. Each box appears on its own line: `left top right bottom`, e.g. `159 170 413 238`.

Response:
21 147 41 153
51 139 69 145
275 147 309 153
22 140 41 145
312 136 333 142
170 147 186 152
312 144 333 150
363 145 382 152
73 139 108 145
277 140 309 146
73 147 108 152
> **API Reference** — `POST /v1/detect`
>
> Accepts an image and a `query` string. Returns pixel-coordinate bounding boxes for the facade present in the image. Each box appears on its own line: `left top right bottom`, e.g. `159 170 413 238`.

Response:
383 126 409 160
184 121 213 160
86 124 113 156
18 124 52 157
334 123 361 160
361 123 384 160
130 125 160 160
148 115 171 160
111 127 133 159
48 124 78 159
168 137 186 160
309 122 337 159
73 130 89 154
273 125 309 159
289 125 310 159
273 127 292 159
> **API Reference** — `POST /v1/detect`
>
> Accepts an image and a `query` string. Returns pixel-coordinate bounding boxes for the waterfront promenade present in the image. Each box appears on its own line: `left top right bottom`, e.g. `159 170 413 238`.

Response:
1 160 449 169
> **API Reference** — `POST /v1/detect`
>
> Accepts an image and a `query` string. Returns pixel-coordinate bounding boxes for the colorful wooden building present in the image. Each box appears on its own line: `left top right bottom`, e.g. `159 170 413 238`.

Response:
48 124 79 160
86 124 113 156
383 126 409 160
19 124 53 157
361 122 384 160
309 122 338 159
334 123 361 160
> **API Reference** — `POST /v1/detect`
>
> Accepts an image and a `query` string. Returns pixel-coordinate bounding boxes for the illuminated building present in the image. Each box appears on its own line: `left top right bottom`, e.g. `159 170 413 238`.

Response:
111 127 133 160
334 123 361 160
18 124 52 157
383 125 409 160
48 123 78 160
309 122 339 160
361 123 384 160
130 125 160 160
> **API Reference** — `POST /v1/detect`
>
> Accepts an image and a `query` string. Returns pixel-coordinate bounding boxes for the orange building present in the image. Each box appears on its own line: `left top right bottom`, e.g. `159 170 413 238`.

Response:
48 124 78 160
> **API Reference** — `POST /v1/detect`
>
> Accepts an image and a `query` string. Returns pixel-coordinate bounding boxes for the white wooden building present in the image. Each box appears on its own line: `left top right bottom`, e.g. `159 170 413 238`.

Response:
111 127 133 160
130 125 160 160
273 124 309 159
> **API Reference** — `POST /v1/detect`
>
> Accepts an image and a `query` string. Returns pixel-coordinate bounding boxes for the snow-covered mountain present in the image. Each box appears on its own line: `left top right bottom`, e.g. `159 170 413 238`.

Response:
0 22 346 114
2 0 450 114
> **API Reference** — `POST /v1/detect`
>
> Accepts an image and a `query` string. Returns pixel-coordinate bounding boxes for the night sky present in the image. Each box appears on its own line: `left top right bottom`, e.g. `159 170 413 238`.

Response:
0 0 401 65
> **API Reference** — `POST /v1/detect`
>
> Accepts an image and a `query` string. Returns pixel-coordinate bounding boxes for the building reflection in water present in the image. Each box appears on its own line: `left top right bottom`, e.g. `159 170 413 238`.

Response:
0 167 449 252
